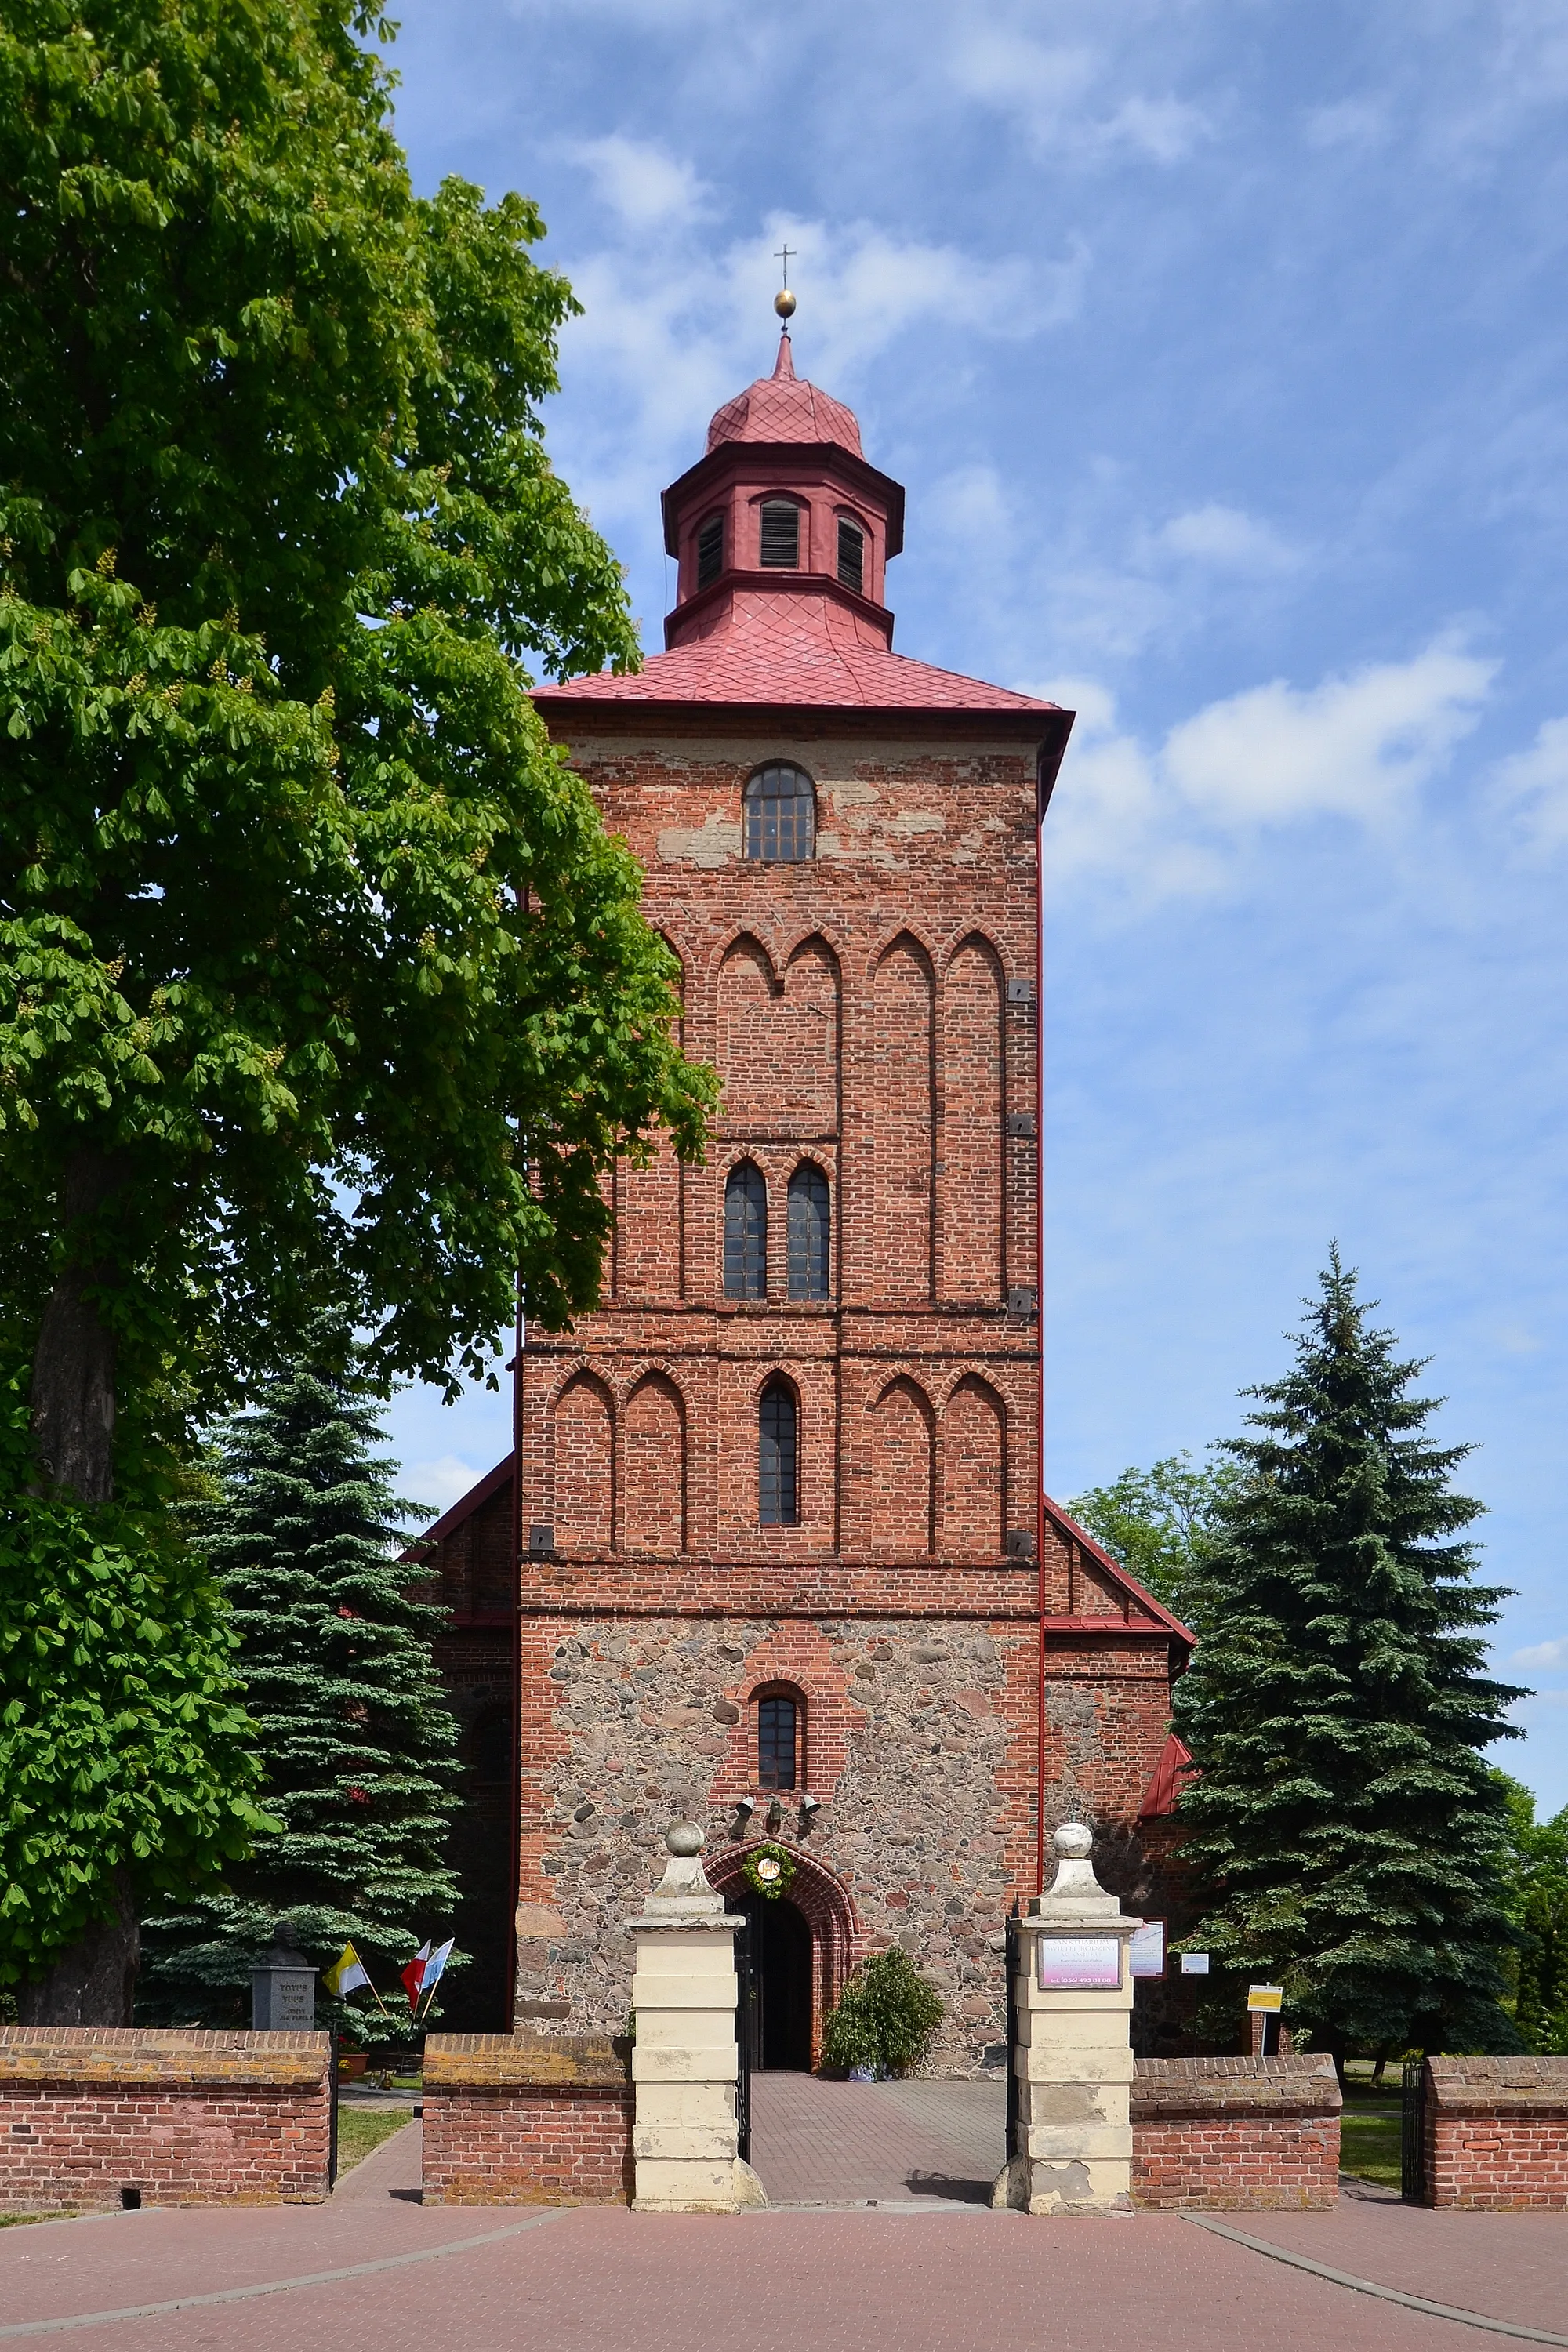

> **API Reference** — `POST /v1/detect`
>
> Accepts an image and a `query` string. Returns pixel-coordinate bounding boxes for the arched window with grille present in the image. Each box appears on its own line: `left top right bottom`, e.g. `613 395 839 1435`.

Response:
759 1377 798 1526
756 1690 801 1791
724 1161 767 1299
743 763 815 863
787 1163 830 1300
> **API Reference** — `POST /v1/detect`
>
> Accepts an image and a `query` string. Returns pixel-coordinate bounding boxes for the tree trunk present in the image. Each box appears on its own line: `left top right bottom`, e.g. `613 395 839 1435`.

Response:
15 1871 140 2027
24 1156 138 2020
30 1151 122 1506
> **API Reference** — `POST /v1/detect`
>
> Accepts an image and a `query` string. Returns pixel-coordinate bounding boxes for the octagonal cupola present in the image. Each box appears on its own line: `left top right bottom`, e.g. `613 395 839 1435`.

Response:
659 328 906 652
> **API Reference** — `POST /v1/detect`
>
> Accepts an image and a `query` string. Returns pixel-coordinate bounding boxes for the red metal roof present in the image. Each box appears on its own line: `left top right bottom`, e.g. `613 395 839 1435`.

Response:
705 331 862 458
535 590 1063 717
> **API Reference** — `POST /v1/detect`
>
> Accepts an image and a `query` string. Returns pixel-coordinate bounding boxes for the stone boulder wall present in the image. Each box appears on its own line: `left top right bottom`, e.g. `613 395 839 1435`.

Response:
0 2028 330 2212
1130 2055 1341 2211
1425 2056 1568 2209
423 2031 634 2205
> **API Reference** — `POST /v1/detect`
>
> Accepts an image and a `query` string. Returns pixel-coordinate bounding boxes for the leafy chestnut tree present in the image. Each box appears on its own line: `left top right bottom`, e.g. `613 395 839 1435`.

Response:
0 0 713 2017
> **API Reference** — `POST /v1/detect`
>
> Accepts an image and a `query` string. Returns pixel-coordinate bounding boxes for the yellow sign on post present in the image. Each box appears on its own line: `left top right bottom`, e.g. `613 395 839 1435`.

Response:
1247 1984 1283 2013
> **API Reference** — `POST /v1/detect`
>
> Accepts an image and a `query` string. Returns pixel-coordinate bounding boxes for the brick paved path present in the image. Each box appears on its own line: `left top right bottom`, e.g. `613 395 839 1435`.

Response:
2 2109 1566 2351
749 2070 1005 2204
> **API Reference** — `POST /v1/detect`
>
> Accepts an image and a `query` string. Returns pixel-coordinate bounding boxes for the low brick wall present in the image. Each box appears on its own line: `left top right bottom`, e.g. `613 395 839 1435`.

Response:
1425 2056 1568 2209
422 2031 633 2205
0 2029 329 2212
1131 2055 1341 2210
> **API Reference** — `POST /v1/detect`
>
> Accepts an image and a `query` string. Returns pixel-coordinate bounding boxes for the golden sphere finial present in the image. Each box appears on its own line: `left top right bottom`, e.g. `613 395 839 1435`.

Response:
774 286 797 321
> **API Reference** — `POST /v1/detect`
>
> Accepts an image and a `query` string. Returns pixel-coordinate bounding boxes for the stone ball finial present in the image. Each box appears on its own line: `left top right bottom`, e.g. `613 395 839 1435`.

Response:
1053 1820 1094 1860
665 1821 706 1857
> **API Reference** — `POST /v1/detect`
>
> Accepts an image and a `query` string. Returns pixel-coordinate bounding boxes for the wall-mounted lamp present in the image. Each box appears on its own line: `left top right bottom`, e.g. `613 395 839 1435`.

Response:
766 1796 784 1831
734 1794 756 1824
800 1792 821 1821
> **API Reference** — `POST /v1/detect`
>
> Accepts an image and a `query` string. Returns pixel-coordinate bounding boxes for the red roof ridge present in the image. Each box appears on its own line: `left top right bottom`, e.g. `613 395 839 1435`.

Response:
1042 1492 1196 1644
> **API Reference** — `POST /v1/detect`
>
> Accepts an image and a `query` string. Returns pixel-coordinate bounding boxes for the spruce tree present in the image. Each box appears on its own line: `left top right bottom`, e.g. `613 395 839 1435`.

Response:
1174 1252 1525 2060
140 1330 458 2037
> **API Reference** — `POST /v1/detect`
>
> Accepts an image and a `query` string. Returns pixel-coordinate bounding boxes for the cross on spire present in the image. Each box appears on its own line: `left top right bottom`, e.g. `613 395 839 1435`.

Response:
775 242 795 287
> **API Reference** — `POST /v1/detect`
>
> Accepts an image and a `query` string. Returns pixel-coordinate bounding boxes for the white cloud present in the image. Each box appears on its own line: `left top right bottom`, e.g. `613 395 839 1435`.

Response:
570 136 707 231
1164 641 1494 827
1492 716 1568 851
1157 504 1300 575
1028 639 1496 902
407 1454 481 1512
1512 1636 1568 1671
1303 99 1388 152
948 26 1209 163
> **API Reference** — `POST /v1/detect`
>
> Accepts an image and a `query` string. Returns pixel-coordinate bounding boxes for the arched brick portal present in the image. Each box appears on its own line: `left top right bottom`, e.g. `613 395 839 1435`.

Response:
708 1844 858 2066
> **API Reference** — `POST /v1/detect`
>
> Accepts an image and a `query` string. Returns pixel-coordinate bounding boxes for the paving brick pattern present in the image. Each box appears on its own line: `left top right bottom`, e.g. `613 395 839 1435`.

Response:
748 2071 1006 2205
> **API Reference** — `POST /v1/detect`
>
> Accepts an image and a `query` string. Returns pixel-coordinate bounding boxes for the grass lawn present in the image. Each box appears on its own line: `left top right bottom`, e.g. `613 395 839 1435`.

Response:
1338 2106 1402 2187
336 2106 414 2174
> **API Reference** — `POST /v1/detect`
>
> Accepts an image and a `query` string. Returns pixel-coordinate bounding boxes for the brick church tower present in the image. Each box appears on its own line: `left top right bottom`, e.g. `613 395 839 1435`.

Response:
419 325 1193 2069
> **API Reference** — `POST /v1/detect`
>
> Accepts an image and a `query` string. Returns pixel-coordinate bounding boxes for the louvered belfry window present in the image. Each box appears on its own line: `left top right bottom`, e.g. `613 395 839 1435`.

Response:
759 1378 799 1525
759 498 800 568
787 1164 830 1300
757 1694 799 1790
743 763 815 862
696 512 724 589
724 1162 767 1299
837 517 865 593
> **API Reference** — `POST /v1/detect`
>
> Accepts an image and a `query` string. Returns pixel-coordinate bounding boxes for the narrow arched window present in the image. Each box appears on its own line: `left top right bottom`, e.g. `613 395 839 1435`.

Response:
837 517 865 593
759 498 800 568
743 763 815 863
724 1162 767 1299
787 1163 830 1301
696 511 724 590
757 1693 800 1791
759 1377 798 1526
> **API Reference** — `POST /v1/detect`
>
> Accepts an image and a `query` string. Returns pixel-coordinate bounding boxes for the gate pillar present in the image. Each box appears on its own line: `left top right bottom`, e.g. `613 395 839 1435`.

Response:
626 1823 767 2212
993 1821 1142 2216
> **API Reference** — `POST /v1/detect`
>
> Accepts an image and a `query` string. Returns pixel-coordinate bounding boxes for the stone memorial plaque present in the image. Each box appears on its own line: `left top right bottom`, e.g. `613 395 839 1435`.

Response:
1036 1934 1123 1991
1129 1918 1165 1979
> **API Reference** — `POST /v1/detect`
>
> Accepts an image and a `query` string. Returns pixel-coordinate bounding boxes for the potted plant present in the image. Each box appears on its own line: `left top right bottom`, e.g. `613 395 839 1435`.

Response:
822 1950 944 2079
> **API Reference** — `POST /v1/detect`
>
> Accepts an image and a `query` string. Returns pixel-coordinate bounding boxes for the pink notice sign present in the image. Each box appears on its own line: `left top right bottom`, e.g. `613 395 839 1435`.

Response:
1036 1935 1123 1991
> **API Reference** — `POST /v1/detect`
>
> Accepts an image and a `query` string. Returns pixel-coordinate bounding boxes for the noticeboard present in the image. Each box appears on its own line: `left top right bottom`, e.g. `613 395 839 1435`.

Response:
1129 1918 1166 1980
1036 1935 1123 1991
1247 1984 1283 2013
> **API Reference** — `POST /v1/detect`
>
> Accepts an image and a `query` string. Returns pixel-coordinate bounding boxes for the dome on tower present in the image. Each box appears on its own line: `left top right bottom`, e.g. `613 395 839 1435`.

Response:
705 332 862 457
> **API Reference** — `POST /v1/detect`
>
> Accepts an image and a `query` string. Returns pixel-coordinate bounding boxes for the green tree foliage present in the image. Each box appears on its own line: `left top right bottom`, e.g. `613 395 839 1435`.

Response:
1174 1253 1524 2059
0 1375 270 1995
821 1949 944 2078
140 1330 456 2036
1497 1773 1568 2054
0 0 712 2004
1067 1450 1241 1627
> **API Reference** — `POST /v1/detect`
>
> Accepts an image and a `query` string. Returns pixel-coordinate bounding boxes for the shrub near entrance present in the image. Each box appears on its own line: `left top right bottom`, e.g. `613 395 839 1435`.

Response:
823 1951 943 2078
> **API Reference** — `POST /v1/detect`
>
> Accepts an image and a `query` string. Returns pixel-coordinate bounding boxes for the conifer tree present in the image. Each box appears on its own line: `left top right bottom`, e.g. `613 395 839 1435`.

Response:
1174 1252 1525 2060
140 1330 458 2036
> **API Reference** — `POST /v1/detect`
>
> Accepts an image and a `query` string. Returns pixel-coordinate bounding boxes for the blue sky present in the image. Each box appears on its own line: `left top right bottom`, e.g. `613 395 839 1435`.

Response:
376 0 1568 1813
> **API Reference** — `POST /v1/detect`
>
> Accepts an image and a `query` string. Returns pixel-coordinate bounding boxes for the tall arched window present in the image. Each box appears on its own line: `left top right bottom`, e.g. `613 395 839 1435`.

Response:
743 763 815 863
787 1163 830 1300
759 1377 798 1526
757 1692 800 1791
724 1162 767 1299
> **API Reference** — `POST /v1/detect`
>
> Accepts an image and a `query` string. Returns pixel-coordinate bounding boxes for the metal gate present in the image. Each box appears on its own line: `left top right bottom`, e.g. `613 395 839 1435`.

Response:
734 1915 756 2165
1004 1904 1021 2160
1400 2053 1427 2203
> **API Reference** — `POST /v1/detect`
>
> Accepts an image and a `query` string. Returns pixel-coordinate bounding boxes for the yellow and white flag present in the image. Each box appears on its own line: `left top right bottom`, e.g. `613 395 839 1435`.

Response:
324 1942 371 1998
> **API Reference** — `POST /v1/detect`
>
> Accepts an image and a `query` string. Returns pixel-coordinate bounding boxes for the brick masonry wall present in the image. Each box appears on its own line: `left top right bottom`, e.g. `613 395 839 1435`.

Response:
422 2032 633 2205
0 2030 329 2212
1425 2056 1568 2209
1130 2056 1341 2210
418 713 1190 2051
